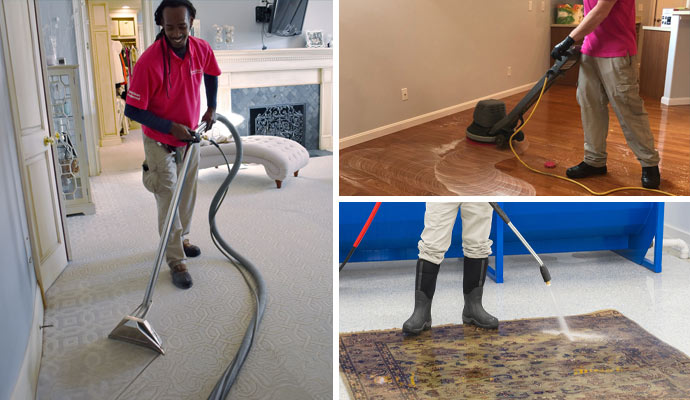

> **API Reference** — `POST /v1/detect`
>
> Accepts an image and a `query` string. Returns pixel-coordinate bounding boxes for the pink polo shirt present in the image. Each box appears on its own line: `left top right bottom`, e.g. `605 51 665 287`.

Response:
126 36 221 147
582 0 638 57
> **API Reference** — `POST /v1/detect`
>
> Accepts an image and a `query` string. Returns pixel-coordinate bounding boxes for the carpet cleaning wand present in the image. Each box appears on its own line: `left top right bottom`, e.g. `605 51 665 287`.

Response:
108 115 265 399
489 202 551 285
109 121 210 355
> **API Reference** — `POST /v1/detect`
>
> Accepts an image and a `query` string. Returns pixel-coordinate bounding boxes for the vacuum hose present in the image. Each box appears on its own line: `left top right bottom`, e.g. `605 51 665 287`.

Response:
205 114 267 400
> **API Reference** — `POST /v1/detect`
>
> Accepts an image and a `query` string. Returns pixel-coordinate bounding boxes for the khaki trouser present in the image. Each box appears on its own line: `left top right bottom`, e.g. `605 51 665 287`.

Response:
142 135 199 268
577 54 660 168
418 202 493 264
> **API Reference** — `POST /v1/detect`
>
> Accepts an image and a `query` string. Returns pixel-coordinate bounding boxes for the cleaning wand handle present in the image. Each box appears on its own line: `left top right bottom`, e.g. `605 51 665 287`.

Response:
185 121 208 143
339 202 382 272
137 121 211 317
489 202 551 285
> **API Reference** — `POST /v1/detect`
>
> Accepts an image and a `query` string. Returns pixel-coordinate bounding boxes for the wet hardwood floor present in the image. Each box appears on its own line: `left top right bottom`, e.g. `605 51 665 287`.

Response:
339 85 690 196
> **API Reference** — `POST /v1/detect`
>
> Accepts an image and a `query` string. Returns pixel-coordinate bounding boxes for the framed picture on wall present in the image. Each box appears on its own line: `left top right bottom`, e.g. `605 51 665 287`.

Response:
305 30 325 48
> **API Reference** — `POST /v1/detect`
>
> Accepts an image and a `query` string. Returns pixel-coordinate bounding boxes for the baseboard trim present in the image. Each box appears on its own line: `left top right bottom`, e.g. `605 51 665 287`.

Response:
661 96 690 106
340 81 538 149
664 224 690 245
11 288 44 400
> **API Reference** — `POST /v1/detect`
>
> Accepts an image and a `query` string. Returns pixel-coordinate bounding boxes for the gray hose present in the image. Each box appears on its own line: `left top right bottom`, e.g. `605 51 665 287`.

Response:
206 114 267 399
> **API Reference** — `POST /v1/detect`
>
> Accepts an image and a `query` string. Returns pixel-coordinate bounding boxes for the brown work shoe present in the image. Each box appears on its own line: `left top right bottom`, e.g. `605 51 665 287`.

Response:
171 263 193 289
183 239 201 258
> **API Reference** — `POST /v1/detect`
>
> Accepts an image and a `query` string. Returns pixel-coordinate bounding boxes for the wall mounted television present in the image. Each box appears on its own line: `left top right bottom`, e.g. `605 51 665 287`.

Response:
268 0 309 36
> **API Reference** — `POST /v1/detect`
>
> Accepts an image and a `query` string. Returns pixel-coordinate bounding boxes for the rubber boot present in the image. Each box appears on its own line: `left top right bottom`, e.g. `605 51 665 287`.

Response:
402 259 440 335
461 257 498 329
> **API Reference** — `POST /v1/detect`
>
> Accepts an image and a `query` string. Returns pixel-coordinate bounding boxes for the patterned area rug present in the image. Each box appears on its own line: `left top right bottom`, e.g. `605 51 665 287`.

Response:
340 310 690 399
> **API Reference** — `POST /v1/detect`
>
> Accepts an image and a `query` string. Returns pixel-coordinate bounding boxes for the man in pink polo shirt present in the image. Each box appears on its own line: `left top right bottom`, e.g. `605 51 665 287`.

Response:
125 0 221 289
552 0 661 189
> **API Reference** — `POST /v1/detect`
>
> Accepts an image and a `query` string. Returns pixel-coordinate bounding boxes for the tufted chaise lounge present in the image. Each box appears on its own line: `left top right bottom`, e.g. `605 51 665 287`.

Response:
198 135 310 188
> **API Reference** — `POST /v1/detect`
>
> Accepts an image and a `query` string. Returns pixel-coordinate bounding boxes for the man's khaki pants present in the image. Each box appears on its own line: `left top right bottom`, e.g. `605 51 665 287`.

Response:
142 135 199 268
577 54 659 168
418 202 493 264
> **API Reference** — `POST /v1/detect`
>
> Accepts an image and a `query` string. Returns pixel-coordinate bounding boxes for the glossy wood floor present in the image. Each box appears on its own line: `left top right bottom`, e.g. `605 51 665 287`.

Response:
340 85 690 196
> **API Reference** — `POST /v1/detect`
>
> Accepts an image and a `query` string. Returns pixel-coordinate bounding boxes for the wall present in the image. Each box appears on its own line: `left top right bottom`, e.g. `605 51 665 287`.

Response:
0 18 39 400
665 203 690 241
36 0 79 65
152 0 333 50
340 0 552 139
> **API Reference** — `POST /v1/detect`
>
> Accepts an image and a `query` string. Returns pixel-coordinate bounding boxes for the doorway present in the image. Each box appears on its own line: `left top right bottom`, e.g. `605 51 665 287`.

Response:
653 0 687 25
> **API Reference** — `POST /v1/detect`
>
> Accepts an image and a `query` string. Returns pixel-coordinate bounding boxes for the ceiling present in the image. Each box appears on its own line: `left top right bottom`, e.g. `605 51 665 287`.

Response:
107 0 142 12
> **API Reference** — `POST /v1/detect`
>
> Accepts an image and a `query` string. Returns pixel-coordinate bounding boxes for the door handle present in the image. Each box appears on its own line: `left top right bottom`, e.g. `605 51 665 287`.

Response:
43 132 61 146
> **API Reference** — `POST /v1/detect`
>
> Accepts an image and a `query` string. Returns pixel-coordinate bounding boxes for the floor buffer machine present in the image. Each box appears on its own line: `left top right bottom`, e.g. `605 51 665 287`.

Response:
465 46 582 148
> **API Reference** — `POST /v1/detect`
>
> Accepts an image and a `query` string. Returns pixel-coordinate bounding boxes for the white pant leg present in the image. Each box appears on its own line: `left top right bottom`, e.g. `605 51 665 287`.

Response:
460 202 493 258
417 202 461 265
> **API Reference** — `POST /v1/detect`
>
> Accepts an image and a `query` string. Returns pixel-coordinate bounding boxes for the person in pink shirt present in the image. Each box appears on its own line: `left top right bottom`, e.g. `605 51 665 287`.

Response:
552 0 661 189
125 0 221 289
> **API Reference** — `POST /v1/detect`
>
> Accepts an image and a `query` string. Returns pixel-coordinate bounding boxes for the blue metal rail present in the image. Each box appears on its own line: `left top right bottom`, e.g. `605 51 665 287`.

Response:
339 202 664 283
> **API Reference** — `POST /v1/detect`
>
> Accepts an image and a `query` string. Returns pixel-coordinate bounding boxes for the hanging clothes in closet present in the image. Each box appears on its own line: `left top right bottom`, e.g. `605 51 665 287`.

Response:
113 41 138 136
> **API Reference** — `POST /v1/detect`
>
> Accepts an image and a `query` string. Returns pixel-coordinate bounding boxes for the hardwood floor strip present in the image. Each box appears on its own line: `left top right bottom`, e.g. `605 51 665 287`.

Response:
340 86 690 196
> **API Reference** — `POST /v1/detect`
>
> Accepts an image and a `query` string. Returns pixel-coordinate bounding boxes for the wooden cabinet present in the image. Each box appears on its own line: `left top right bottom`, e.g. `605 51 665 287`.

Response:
639 29 671 100
118 19 135 36
112 17 136 38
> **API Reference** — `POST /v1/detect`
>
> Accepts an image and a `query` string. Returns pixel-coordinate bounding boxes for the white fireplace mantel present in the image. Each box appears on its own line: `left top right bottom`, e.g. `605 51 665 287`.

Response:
211 48 333 150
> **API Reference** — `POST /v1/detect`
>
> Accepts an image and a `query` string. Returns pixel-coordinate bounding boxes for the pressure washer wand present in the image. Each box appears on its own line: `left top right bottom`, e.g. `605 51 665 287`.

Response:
339 202 381 272
489 202 551 285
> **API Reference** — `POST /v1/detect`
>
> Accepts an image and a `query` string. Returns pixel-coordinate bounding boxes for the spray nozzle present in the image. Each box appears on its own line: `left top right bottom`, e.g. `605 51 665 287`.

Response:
540 264 551 286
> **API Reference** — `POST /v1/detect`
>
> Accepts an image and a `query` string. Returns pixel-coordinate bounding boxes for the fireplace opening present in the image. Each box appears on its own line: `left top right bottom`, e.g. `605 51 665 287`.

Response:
249 104 306 146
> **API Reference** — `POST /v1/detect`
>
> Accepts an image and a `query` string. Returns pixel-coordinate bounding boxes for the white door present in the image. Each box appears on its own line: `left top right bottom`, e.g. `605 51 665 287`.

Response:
0 0 68 291
87 0 121 146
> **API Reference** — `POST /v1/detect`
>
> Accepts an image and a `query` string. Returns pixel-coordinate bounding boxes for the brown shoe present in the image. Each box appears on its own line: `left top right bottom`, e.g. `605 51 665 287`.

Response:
171 263 193 289
183 239 201 258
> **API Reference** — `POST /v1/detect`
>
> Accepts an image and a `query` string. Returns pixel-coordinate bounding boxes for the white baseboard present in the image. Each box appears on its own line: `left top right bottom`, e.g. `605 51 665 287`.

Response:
11 288 44 400
339 81 538 149
664 224 690 244
661 96 690 106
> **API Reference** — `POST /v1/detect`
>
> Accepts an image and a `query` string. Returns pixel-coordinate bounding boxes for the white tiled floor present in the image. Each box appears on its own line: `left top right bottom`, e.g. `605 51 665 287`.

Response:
339 250 690 399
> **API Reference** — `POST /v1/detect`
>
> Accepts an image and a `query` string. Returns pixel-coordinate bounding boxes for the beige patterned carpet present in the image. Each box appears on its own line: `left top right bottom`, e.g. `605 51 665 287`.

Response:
340 310 690 399
37 145 333 399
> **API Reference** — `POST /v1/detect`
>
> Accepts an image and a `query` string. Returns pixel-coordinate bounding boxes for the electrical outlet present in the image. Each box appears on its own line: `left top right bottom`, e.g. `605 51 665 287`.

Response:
401 88 409 101
507 66 512 76
528 0 533 11
639 3 643 12
541 0 545 11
